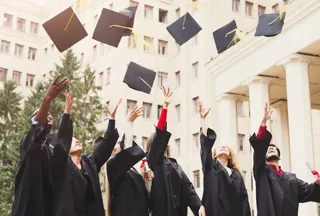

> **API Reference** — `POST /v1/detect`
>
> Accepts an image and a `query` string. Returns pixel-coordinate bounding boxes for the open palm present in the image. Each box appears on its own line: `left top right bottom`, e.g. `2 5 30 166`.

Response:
198 100 211 119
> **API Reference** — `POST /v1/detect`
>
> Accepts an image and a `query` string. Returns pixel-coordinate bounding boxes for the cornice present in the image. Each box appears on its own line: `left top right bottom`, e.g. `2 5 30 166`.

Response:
277 53 311 66
208 0 320 77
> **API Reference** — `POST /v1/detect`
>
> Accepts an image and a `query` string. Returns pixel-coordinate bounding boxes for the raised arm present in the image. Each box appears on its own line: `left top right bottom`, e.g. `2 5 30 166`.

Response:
298 176 320 203
147 87 172 170
92 99 122 172
249 102 273 176
123 106 143 149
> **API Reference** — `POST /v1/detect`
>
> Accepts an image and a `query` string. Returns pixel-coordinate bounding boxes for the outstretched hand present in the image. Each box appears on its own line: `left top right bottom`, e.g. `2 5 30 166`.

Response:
106 99 122 120
262 102 273 126
198 205 206 216
64 90 76 114
127 106 143 122
198 100 211 119
161 86 173 108
44 75 69 102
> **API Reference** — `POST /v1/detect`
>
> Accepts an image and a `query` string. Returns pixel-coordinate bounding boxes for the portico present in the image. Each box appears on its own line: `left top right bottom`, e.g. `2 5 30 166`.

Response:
206 0 320 215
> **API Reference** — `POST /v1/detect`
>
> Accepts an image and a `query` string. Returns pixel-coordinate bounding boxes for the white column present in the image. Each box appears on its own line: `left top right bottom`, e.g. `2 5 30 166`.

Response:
216 94 238 151
271 101 291 171
245 77 271 216
281 54 318 215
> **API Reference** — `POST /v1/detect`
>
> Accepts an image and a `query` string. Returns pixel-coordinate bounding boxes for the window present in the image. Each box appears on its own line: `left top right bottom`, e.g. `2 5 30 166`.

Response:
245 2 253 16
3 13 13 27
192 97 199 113
26 74 35 87
142 137 148 150
130 0 139 6
176 8 181 19
99 43 105 57
237 101 244 116
242 170 247 179
175 71 181 88
272 3 279 12
127 100 137 113
144 5 153 19
98 72 104 86
143 36 153 52
143 102 152 119
30 22 39 34
193 133 200 151
192 0 198 13
92 45 97 61
283 0 289 5
28 47 37 60
128 33 136 48
109 3 113 9
192 34 198 46
0 68 7 82
175 138 181 156
157 72 168 87
192 62 199 79
157 105 163 119
80 53 84 62
51 44 54 50
94 14 98 22
106 67 111 85
193 170 200 188
175 104 181 122
1 40 10 53
232 0 240 12
13 71 22 85
14 44 23 57
238 134 245 151
258 5 266 16
44 48 48 55
159 9 168 23
133 135 137 142
251 172 254 190
17 18 26 32
158 40 168 55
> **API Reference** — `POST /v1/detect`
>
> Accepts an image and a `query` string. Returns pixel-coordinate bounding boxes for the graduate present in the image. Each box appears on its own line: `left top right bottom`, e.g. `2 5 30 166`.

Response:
145 87 204 216
12 75 69 216
107 105 150 216
250 102 320 216
51 99 121 216
198 100 250 216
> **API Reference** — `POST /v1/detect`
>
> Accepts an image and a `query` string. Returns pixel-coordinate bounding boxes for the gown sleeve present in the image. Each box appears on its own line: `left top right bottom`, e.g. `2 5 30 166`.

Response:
296 177 320 203
92 120 119 172
200 124 217 172
180 166 202 215
249 126 272 177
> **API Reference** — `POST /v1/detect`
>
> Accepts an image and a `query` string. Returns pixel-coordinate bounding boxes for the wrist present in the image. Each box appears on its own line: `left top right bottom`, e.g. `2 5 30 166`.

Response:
261 120 266 126
163 104 168 108
43 96 52 103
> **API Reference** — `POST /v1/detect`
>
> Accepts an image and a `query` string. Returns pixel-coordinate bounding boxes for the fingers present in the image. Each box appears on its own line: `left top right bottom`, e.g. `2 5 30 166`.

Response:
57 78 69 92
166 87 171 96
161 86 167 96
52 75 61 85
117 98 123 105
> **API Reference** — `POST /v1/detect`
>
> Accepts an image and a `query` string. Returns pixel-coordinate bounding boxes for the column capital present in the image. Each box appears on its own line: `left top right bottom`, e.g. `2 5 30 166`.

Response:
241 76 272 87
271 100 288 111
214 93 238 102
277 54 311 67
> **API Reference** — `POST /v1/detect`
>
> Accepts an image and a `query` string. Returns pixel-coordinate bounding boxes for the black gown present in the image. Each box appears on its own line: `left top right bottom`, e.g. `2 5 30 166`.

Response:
147 126 202 216
51 128 119 216
200 128 251 216
12 114 73 216
250 129 320 216
107 138 149 216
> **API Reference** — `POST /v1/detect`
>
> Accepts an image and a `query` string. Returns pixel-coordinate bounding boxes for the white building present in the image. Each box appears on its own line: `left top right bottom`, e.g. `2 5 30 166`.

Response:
0 0 319 215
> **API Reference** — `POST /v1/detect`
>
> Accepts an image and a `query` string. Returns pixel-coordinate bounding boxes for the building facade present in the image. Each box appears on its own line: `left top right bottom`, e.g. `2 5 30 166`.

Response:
1 0 319 215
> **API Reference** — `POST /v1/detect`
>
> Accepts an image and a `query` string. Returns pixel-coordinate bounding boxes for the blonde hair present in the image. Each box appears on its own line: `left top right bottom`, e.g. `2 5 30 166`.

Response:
212 146 240 172
145 132 171 157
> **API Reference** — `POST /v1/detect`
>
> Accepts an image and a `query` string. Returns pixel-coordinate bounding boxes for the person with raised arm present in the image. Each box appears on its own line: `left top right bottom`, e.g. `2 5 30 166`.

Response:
12 75 69 216
250 102 320 216
51 99 121 216
144 86 204 216
107 105 151 216
198 100 250 216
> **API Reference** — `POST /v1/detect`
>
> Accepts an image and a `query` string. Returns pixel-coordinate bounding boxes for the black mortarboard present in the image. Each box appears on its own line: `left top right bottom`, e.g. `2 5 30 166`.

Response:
119 6 138 36
166 12 202 46
255 12 286 37
123 62 156 94
92 8 129 47
213 20 244 54
42 7 88 53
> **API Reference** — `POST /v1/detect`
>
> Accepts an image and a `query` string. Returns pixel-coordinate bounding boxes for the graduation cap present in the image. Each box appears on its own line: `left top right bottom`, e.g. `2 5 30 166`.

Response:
42 7 88 52
123 62 156 94
255 7 287 37
166 12 202 46
119 6 138 36
213 20 245 54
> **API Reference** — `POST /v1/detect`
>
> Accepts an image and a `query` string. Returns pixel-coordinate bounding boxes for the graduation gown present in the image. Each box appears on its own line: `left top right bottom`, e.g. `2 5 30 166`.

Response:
147 127 202 216
52 128 119 216
11 123 50 216
200 128 251 216
107 139 149 216
250 130 320 216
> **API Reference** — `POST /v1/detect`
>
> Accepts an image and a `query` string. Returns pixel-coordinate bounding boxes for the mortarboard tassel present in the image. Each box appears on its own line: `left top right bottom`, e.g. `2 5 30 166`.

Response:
65 0 90 31
269 5 289 26
225 28 246 48
182 1 207 30
306 161 320 179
